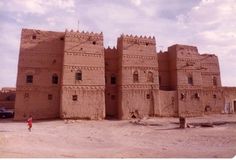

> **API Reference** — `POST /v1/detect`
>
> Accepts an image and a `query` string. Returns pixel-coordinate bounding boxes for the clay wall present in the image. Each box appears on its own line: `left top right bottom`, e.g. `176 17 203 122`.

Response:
60 30 105 120
105 47 118 118
222 87 236 114
117 35 159 119
0 88 16 109
200 54 222 88
158 90 178 116
119 88 159 119
14 29 64 120
158 51 171 90
168 45 205 117
177 89 204 117
166 46 177 90
14 28 236 120
173 45 202 89
202 88 224 114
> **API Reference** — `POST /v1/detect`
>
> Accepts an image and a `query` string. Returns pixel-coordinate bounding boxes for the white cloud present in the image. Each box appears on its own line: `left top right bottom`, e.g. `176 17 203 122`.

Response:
130 0 142 6
2 0 75 15
6 0 46 15
0 0 236 87
176 0 236 86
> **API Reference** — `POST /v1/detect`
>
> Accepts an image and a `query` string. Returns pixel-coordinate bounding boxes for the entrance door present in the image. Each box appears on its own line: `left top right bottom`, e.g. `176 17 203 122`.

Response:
105 92 118 119
148 89 155 117
234 101 236 114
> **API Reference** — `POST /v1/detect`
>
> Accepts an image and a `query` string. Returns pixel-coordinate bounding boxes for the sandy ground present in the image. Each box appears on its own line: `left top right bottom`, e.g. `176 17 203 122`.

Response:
0 114 236 158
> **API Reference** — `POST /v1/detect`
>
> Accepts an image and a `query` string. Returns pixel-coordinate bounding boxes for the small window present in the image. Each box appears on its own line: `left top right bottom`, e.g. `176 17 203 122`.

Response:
111 76 116 84
32 35 36 39
133 71 139 83
195 93 200 99
72 95 78 101
26 75 33 83
146 94 150 99
145 43 149 46
60 37 64 41
213 77 217 86
111 95 115 99
75 71 82 80
52 74 58 84
24 93 29 98
213 94 217 99
188 76 193 85
6 96 11 101
147 71 154 82
92 41 96 45
48 94 53 100
205 105 211 112
180 93 185 100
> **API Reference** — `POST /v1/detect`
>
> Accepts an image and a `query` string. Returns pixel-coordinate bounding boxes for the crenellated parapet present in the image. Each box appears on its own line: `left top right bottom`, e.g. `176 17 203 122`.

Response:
65 29 103 42
118 34 156 46
104 46 117 54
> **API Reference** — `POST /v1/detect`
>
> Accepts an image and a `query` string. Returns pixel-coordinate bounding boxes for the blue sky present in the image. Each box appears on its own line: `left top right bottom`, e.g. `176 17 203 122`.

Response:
0 0 236 88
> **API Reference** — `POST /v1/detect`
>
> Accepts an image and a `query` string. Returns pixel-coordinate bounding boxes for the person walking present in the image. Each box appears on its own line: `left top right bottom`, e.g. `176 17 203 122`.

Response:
27 115 33 132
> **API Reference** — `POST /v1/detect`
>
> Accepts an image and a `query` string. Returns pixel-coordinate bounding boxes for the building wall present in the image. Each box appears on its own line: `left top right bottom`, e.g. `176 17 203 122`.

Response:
104 47 118 118
60 30 105 120
158 90 178 116
158 52 171 90
165 44 224 117
14 28 236 120
223 87 236 114
202 88 224 114
200 54 222 88
117 35 159 119
0 88 16 109
14 29 64 120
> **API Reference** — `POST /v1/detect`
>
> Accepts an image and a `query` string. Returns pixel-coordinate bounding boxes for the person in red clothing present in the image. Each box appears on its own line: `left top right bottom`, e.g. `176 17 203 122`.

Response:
27 115 33 132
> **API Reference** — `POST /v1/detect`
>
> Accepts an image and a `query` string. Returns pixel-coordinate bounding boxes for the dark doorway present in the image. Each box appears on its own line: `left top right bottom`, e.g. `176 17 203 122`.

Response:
148 89 155 117
105 92 118 119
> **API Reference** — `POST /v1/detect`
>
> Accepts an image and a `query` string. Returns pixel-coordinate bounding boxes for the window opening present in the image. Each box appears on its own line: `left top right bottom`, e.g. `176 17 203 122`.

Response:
111 76 116 84
48 94 53 100
147 71 154 82
72 95 78 101
26 75 33 83
133 71 139 83
188 76 193 85
52 74 58 84
75 71 82 80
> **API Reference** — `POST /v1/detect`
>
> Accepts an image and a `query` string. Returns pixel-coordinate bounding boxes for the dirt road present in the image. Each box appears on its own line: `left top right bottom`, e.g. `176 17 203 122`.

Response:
0 114 236 158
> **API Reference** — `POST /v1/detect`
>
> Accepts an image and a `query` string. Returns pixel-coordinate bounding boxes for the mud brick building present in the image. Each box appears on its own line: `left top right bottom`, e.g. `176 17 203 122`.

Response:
0 87 16 109
14 28 236 120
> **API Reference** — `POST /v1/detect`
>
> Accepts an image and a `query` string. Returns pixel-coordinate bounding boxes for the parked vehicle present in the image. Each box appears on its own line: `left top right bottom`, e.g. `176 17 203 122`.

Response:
0 107 14 118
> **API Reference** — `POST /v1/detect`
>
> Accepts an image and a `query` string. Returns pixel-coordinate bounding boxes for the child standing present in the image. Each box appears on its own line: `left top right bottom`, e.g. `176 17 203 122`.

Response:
27 115 33 132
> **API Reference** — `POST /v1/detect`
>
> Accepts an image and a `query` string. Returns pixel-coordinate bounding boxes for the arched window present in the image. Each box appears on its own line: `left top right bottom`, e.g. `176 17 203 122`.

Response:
133 71 139 83
75 70 82 80
147 71 154 82
213 76 217 86
188 75 193 85
52 74 58 84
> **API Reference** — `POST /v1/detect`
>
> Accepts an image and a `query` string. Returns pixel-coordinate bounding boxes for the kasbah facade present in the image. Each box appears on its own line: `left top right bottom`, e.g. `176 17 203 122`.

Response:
13 28 236 120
